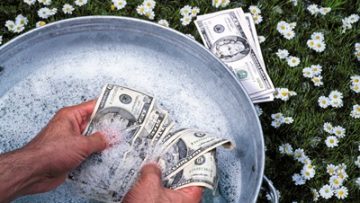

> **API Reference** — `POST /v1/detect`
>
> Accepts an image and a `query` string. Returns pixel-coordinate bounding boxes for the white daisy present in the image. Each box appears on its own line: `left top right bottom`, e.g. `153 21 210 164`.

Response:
318 96 330 108
136 5 146 15
306 39 316 49
157 19 169 27
302 67 314 78
355 43 360 51
350 104 360 118
283 30 295 40
341 14 359 32
348 14 360 23
279 143 293 155
307 4 319 15
311 64 322 75
330 99 343 108
277 21 290 34
74 0 88 6
191 7 200 17
301 167 315 180
38 0 52 6
13 24 25 33
329 90 343 100
289 91 297 96
351 75 360 85
180 5 192 16
37 7 57 19
311 189 319 201
62 4 75 14
325 136 339 148
112 0 127 10
143 0 156 10
319 184 333 199
211 0 222 8
319 7 331 15
313 40 326 52
335 186 348 199
293 148 305 162
289 22 296 29
252 14 263 24
329 175 344 189
15 14 28 26
271 120 282 128
36 21 46 27
276 49 289 59
24 0 36 5
144 10 155 20
292 173 306 185
275 88 289 101
249 5 261 15
258 36 266 43
286 56 300 67
271 112 284 121
180 15 192 26
5 20 16 32
332 126 345 138
336 168 348 181
311 76 323 86
283 117 294 124
323 122 333 134
220 0 230 7
326 164 336 175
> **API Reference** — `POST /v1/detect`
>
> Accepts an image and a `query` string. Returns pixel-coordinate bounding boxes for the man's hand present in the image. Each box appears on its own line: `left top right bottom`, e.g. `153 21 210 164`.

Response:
124 164 203 203
0 100 107 202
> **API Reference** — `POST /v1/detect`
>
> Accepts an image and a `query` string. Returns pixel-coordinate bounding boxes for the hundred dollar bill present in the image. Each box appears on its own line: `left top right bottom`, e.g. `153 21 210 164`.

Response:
195 8 275 102
159 129 233 179
165 150 218 190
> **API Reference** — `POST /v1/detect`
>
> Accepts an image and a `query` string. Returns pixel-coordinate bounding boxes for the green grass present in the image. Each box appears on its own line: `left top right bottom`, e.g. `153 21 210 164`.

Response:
1 0 360 202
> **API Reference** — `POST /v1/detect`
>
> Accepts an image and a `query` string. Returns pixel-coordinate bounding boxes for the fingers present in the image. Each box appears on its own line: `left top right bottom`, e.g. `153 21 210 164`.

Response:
178 186 204 203
72 99 97 118
86 132 108 154
139 163 162 186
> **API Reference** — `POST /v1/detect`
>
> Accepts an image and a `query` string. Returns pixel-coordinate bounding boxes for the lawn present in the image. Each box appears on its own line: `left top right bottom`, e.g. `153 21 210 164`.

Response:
0 0 359 202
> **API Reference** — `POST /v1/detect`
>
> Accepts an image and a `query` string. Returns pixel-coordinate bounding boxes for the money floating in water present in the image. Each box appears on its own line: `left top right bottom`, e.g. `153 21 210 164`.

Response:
69 84 234 203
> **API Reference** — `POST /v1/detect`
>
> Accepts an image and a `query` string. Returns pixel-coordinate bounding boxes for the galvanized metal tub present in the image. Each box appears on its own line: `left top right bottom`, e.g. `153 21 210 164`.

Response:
0 16 267 203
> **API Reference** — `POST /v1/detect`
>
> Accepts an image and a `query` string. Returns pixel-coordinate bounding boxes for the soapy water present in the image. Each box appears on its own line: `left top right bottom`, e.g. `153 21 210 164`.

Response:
0 64 242 202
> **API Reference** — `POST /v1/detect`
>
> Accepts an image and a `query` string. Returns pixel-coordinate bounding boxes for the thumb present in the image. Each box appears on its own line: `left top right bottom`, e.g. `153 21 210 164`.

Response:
138 163 162 186
86 132 107 154
178 186 204 202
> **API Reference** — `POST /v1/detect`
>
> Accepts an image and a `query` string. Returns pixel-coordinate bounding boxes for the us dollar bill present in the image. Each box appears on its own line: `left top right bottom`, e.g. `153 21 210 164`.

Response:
71 84 234 203
243 13 274 103
195 8 275 102
165 150 218 190
83 84 155 136
159 129 233 179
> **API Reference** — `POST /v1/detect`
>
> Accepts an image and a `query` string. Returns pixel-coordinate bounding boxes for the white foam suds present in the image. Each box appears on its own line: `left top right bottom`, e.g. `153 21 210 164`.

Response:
1 46 242 202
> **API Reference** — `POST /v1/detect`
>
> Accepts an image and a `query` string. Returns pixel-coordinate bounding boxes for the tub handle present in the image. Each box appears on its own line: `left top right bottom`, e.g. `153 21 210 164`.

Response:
263 176 279 203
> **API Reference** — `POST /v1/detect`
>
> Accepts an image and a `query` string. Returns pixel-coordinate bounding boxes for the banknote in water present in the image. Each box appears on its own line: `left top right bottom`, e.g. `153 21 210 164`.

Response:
165 150 218 190
159 129 233 179
195 8 275 103
70 85 234 203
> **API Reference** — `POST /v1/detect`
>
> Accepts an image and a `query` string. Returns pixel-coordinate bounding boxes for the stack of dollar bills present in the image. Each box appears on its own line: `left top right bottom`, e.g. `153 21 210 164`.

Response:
69 84 233 202
195 8 275 103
